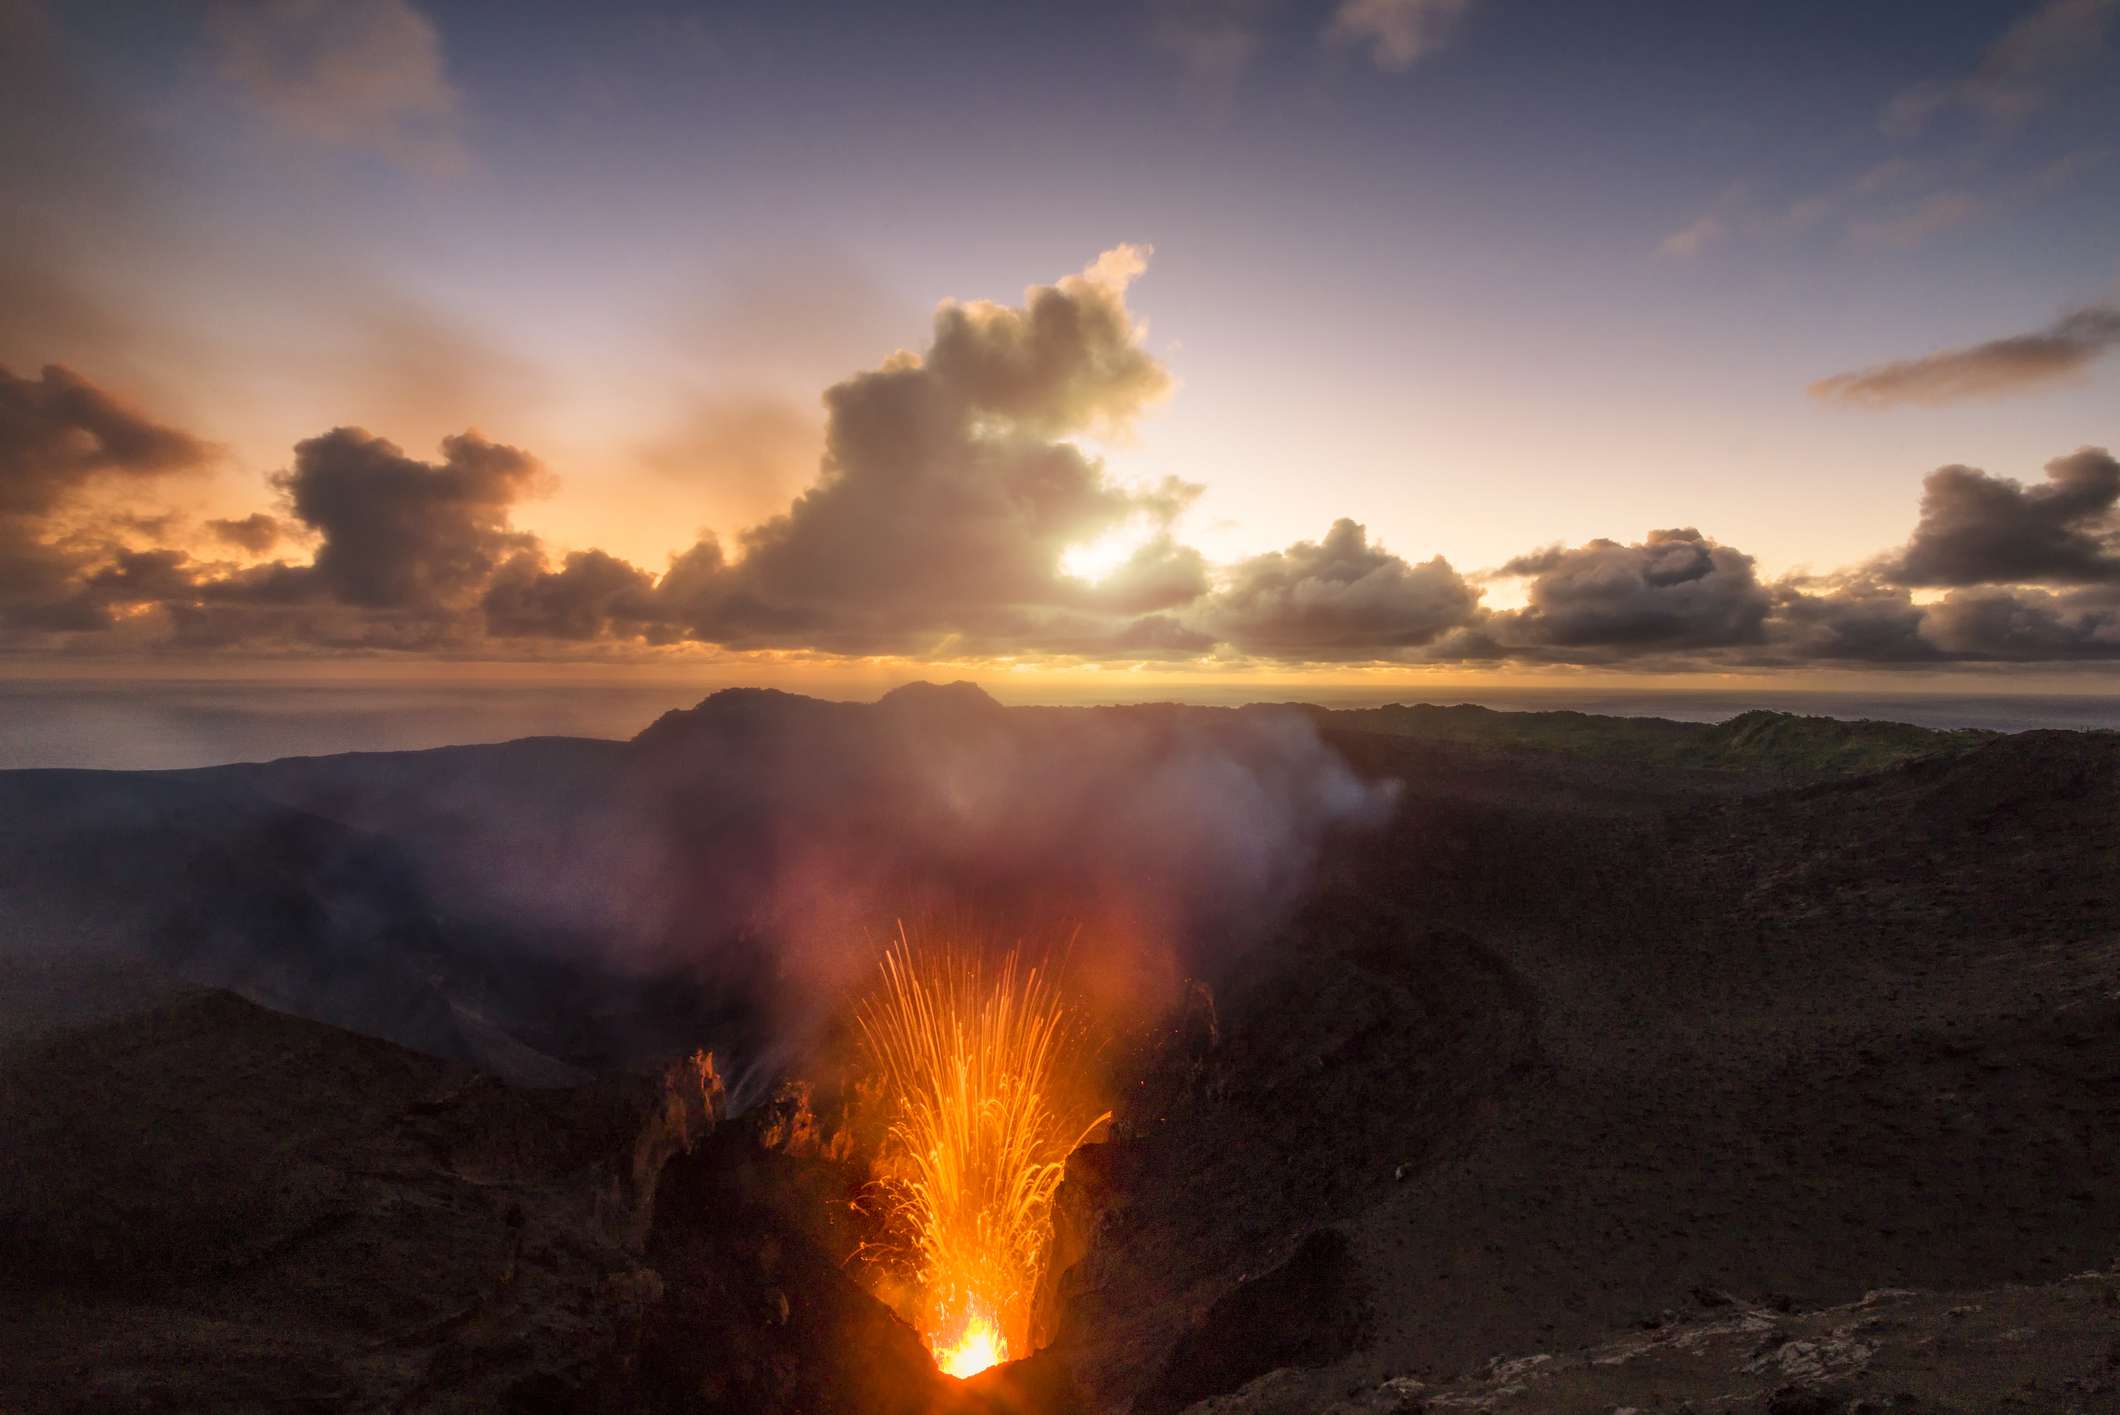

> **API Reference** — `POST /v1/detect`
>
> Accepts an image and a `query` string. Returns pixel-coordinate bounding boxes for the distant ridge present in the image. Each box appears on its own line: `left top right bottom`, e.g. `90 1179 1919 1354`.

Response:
631 684 2031 780
1312 701 1994 777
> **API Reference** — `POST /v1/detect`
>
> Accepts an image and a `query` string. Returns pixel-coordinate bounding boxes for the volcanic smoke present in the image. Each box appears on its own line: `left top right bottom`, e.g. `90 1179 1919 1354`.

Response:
854 931 1111 1378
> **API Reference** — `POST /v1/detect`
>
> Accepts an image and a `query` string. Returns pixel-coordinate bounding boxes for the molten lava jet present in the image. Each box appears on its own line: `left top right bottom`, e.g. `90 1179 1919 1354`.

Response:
855 933 1110 1379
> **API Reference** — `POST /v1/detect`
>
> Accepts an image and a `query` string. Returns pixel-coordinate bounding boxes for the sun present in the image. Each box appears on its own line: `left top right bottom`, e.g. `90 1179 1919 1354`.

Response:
1061 524 1152 584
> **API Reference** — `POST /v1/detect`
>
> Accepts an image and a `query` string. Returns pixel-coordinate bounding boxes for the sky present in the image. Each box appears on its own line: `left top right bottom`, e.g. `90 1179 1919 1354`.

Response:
2 0 2117 691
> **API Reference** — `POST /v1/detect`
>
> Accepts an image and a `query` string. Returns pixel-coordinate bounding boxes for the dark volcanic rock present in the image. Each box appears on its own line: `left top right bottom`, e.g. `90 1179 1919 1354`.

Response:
1136 1228 1373 1415
0 970 719 1414
4 690 2118 1413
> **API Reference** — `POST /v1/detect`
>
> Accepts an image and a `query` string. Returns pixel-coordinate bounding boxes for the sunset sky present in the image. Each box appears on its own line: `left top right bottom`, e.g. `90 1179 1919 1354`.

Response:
4 0 2117 689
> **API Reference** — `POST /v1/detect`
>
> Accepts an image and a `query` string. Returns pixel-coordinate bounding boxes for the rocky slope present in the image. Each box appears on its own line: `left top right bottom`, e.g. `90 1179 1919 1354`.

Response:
2 689 2115 1413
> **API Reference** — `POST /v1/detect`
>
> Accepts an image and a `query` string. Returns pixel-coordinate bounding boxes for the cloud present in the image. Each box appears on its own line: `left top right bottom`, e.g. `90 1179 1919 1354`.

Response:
206 513 286 555
646 247 1191 654
1846 189 1984 250
258 427 544 609
1656 213 1727 260
1193 519 1478 660
1768 575 2120 663
1882 0 2115 138
1885 447 2120 586
1150 0 1274 100
1809 304 2120 407
1915 584 2120 658
1326 0 1476 71
1476 528 1772 658
483 548 658 641
1768 575 1936 664
0 363 212 639
12 275 2120 674
1 364 212 516
206 0 466 175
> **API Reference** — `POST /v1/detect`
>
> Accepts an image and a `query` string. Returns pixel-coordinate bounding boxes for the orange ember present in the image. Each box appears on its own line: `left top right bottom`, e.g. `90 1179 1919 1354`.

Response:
856 931 1109 1378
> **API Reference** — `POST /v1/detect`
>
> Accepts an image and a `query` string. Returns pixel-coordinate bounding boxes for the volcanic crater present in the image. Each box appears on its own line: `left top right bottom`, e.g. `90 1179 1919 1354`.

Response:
4 686 2118 1413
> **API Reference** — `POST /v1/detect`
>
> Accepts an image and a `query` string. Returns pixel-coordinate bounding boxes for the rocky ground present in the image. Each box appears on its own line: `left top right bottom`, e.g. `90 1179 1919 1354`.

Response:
1196 1272 2120 1413
0 957 718 1413
2 690 2115 1413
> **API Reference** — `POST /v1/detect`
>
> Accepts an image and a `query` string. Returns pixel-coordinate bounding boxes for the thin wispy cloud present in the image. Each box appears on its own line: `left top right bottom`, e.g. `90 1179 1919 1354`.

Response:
207 0 466 175
1662 1 2111 259
1881 0 2115 138
1810 304 2120 407
1325 0 1476 72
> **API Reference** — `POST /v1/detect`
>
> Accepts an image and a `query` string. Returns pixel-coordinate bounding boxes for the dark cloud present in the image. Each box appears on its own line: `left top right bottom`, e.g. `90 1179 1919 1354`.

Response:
1478 528 1770 657
267 428 543 609
207 513 285 555
1768 576 1935 664
1886 447 2120 587
1809 305 2120 407
0 364 210 516
1763 577 2120 665
1194 519 1478 660
1916 584 2120 659
483 549 658 641
0 363 211 641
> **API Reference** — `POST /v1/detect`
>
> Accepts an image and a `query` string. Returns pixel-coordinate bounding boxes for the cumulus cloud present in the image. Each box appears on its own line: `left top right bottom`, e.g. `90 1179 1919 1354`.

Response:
0 363 212 638
1881 0 2115 138
0 364 211 516
12 272 2120 674
1915 584 2120 658
207 0 466 175
1885 447 2120 587
1766 576 2120 664
266 428 544 608
207 512 285 555
1480 528 1771 656
1326 0 1476 71
1768 575 1934 664
1809 305 2120 407
483 548 658 641
1194 519 1478 660
645 247 1192 654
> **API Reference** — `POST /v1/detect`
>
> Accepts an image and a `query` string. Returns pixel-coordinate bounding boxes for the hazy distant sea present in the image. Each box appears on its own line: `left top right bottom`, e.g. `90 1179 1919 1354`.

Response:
0 678 2115 772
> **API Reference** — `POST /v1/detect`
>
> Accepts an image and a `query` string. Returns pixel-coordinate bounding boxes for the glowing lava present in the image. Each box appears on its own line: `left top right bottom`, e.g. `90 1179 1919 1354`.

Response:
932 1304 1006 1379
856 931 1109 1379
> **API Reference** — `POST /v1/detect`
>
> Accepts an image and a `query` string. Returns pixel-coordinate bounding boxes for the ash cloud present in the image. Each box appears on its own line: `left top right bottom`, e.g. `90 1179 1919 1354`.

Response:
1810 305 2120 408
486 685 1406 1090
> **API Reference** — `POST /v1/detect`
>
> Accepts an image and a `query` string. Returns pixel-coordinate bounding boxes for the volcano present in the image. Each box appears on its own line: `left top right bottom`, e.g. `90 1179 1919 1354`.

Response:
3 687 2118 1413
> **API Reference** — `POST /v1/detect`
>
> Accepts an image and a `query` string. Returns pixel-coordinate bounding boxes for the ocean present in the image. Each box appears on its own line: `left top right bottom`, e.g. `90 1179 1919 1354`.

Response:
0 677 2114 772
